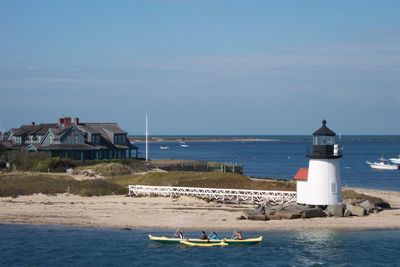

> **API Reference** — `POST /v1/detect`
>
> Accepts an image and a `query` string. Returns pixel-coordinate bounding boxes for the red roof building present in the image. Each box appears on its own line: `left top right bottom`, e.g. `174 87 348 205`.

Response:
293 168 308 181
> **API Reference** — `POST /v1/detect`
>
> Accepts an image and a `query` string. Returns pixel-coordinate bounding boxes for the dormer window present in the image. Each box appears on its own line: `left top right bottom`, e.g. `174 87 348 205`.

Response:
114 134 126 144
91 134 100 145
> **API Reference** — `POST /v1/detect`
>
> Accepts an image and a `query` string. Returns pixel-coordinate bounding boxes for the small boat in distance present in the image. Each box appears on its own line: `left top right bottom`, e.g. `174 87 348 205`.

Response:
389 155 400 165
366 157 399 170
160 146 170 150
180 144 189 148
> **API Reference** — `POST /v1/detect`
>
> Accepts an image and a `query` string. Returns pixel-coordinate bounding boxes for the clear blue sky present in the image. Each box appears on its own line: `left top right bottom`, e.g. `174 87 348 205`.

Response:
1 0 399 135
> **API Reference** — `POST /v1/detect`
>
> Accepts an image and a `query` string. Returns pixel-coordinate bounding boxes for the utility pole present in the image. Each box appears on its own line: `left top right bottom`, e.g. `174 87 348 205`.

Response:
145 114 148 162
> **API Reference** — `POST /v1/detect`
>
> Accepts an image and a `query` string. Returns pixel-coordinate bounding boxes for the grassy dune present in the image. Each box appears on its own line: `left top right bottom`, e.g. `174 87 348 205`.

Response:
1 167 370 201
109 171 296 191
0 173 126 197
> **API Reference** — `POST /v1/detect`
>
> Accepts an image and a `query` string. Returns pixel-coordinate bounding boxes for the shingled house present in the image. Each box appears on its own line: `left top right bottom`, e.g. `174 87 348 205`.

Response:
2 117 138 160
3 122 57 150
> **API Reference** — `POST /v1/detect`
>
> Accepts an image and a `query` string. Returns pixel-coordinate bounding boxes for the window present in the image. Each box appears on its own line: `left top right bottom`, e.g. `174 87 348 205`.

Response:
114 134 124 144
314 136 335 145
94 135 100 144
114 134 126 144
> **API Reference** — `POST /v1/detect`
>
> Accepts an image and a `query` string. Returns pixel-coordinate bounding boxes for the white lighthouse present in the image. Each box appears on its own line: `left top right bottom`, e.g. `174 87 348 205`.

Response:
295 120 343 205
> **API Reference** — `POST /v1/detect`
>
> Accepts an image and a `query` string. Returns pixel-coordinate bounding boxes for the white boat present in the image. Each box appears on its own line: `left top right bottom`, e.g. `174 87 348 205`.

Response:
180 144 189 148
366 158 399 170
389 155 400 165
160 146 170 150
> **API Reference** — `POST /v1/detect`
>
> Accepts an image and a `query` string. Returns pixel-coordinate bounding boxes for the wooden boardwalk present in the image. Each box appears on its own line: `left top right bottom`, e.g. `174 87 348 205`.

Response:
128 185 297 204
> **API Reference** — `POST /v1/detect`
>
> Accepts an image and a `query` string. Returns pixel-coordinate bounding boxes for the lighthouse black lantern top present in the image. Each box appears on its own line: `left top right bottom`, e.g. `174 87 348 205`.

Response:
307 120 342 159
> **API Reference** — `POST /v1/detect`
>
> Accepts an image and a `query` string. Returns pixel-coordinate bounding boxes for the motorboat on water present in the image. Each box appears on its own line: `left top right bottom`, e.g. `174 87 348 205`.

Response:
389 155 400 165
366 157 399 170
160 146 170 150
180 144 189 148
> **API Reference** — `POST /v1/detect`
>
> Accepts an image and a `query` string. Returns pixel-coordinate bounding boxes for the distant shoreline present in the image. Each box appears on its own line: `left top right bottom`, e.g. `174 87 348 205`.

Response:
128 135 400 143
129 137 280 143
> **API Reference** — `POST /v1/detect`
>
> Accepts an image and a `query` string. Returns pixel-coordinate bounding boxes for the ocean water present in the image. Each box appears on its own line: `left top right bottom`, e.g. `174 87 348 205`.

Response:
134 135 400 191
1 224 399 267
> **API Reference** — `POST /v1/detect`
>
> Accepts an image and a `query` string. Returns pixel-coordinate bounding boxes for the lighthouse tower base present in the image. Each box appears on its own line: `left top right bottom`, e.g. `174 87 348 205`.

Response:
297 159 343 205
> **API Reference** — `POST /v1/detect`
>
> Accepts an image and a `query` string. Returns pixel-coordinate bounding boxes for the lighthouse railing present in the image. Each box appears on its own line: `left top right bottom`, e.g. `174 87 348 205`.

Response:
128 185 297 204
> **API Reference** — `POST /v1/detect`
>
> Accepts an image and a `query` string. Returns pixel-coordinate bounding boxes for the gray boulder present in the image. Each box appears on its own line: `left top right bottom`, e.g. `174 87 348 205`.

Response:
280 211 302 220
302 208 327 218
325 204 344 217
244 209 262 216
266 210 301 220
357 200 374 213
344 209 352 217
283 204 310 213
374 201 391 209
247 214 267 221
266 213 283 220
346 204 365 216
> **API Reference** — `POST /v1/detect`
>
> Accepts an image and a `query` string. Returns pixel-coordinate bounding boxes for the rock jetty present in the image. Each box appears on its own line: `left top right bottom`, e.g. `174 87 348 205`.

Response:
240 198 391 221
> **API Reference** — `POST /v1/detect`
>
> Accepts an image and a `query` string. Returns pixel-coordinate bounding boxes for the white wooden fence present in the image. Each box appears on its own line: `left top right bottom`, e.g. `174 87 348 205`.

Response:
128 185 297 204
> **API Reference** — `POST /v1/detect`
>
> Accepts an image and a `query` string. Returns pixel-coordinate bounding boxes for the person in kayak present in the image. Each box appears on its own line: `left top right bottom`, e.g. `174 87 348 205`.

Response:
209 231 219 240
174 229 184 239
233 230 243 240
200 231 208 240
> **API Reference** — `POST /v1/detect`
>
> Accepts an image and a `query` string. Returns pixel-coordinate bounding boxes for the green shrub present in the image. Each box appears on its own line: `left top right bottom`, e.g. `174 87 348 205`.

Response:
37 157 76 172
75 179 127 196
93 163 132 176
2 151 49 171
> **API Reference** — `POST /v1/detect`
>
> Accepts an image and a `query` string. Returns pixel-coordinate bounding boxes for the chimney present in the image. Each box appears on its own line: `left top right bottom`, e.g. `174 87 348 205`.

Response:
73 117 79 125
64 117 72 127
58 118 65 126
32 122 35 126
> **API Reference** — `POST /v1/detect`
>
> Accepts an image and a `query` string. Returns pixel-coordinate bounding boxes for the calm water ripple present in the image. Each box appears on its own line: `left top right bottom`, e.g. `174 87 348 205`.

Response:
1 225 399 267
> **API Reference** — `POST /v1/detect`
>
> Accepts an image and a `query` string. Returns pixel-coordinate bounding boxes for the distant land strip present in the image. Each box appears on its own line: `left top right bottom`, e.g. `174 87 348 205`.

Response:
128 136 280 143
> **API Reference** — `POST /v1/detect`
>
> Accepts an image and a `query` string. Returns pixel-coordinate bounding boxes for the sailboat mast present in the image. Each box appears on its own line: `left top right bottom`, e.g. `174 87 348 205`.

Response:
145 114 148 162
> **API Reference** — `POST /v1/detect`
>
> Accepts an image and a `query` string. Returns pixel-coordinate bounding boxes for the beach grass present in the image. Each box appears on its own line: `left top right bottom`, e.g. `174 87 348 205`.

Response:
2 171 381 201
114 171 296 191
342 189 384 202
0 173 126 197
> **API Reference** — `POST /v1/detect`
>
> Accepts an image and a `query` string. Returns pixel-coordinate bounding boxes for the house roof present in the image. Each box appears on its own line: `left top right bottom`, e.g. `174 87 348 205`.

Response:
0 140 25 150
0 140 14 149
76 124 100 135
293 168 308 181
81 123 127 135
13 124 58 136
39 144 99 151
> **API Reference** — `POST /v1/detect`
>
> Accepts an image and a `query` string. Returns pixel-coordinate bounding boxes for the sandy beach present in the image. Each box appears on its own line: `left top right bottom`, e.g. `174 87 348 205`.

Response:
1 188 399 231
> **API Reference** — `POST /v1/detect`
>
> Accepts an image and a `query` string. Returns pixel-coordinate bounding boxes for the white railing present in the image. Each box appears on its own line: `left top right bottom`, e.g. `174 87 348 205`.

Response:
128 185 297 204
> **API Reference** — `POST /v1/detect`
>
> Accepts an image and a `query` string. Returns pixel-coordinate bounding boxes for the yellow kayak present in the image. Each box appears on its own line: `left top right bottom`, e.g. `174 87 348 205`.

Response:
223 236 263 245
148 234 263 245
180 240 228 247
